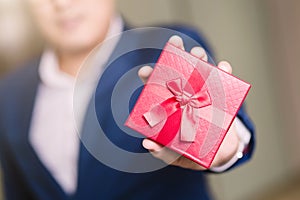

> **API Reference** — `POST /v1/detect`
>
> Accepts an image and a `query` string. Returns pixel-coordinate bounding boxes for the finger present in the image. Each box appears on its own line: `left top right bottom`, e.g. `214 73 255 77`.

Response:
142 139 163 152
168 35 185 50
218 61 232 74
172 156 206 170
190 46 208 62
138 66 153 84
150 147 206 170
143 139 180 163
143 139 206 170
149 144 181 165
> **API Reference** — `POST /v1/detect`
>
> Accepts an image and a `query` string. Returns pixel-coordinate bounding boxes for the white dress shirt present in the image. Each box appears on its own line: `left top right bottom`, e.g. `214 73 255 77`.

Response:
29 16 251 194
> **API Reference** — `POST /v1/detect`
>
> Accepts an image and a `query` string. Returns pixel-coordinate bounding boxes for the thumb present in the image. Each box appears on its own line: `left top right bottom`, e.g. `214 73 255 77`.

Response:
138 66 153 84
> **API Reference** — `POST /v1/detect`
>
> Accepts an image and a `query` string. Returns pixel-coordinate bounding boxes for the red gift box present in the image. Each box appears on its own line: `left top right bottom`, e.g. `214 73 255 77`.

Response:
125 43 251 168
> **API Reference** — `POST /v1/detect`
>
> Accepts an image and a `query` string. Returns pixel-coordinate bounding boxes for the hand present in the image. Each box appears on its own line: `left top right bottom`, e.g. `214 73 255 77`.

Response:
138 35 240 170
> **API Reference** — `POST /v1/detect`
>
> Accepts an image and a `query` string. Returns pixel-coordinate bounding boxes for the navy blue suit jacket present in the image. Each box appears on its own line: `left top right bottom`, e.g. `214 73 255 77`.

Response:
0 25 255 200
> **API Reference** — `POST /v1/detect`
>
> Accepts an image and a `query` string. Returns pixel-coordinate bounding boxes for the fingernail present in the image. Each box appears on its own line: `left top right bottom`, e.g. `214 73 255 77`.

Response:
169 35 184 50
138 66 152 77
218 61 232 73
142 139 153 150
191 47 206 57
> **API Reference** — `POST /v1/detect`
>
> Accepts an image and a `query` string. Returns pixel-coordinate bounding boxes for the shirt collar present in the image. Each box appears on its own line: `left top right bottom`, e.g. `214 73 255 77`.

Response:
38 15 124 89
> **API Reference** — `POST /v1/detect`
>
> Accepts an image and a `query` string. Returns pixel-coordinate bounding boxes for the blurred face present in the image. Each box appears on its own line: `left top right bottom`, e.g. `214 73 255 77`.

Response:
27 0 115 54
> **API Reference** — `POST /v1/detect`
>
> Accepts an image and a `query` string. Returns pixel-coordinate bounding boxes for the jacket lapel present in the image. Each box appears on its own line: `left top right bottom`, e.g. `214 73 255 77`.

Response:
4 59 68 199
75 25 166 192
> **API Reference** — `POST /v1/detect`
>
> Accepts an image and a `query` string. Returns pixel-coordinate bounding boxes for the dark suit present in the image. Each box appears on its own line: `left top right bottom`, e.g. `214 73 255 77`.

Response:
0 25 255 200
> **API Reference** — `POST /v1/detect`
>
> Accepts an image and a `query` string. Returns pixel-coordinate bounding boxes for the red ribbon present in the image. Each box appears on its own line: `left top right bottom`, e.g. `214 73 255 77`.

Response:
143 68 212 142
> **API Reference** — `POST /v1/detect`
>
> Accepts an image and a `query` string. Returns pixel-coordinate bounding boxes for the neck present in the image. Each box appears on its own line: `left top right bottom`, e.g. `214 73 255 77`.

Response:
57 50 90 77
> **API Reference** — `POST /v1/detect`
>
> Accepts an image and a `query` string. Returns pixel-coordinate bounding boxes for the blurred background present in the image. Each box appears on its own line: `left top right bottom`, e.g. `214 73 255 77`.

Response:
0 0 300 199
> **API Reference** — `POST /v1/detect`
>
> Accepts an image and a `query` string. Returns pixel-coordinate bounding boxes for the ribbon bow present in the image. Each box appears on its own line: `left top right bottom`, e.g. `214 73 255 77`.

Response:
143 69 212 142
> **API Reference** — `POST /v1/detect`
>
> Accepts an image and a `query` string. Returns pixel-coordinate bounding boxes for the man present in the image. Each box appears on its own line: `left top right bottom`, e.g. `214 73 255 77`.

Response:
0 0 255 199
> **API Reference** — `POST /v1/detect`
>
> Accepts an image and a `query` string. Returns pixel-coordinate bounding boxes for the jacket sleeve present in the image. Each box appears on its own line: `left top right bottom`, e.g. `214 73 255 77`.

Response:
231 104 255 169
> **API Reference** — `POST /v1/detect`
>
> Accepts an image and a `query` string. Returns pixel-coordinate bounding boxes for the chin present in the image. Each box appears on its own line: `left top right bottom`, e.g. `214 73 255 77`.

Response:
57 36 101 54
